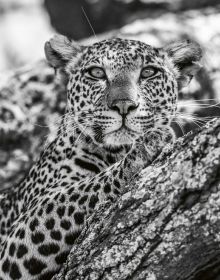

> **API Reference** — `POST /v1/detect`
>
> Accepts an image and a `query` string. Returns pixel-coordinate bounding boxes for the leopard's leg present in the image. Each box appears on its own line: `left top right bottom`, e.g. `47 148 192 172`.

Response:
0 126 174 280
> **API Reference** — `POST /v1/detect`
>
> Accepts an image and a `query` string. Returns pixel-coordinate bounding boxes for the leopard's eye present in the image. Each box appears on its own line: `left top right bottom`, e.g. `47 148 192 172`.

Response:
141 67 158 79
87 67 106 79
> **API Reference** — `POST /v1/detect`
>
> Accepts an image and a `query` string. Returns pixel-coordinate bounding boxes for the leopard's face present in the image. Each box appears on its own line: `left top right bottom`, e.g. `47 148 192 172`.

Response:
45 36 202 148
65 39 177 147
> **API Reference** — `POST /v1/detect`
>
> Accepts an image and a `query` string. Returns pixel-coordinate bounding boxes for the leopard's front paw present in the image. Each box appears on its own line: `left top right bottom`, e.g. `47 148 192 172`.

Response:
133 126 175 163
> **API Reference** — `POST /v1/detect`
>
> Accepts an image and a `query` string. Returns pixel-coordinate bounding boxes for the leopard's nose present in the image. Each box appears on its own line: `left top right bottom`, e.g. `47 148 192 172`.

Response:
110 99 139 115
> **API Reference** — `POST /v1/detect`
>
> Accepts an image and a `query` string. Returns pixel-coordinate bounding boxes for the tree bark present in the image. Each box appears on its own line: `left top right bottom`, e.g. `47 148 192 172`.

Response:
53 118 220 280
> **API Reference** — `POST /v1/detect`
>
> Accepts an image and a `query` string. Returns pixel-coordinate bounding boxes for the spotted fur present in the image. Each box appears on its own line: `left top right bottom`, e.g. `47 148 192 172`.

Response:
0 36 202 279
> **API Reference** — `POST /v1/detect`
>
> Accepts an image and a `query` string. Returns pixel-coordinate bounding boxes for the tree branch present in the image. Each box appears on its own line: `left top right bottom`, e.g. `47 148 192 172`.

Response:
53 118 220 280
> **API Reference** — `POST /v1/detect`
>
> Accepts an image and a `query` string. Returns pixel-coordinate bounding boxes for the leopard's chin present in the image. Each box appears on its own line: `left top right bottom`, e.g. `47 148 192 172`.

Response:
89 125 141 148
103 128 140 147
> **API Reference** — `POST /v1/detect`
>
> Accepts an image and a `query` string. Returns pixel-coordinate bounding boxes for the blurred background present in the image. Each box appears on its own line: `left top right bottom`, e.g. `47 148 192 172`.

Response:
1 0 220 70
0 0 220 189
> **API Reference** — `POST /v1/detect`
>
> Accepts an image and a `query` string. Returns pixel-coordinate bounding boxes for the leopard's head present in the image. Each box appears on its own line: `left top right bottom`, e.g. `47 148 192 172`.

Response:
45 35 202 148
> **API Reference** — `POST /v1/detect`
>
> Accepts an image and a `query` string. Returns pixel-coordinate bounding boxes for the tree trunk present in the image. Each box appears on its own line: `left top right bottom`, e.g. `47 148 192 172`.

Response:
53 118 220 280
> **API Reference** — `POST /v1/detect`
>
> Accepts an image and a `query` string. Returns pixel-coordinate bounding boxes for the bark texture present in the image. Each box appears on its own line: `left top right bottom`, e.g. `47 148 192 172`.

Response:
53 118 220 280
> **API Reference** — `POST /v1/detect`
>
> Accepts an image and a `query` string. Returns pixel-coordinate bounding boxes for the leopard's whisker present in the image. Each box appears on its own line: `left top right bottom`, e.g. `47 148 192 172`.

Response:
43 113 93 141
176 113 217 123
74 119 91 145
175 114 209 129
178 100 220 106
30 109 94 129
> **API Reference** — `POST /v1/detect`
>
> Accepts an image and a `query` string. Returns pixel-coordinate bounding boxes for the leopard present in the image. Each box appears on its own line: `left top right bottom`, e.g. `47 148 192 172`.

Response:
0 35 202 279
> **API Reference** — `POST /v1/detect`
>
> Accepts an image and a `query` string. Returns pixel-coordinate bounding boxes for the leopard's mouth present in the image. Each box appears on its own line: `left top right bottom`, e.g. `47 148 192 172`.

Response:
90 117 155 147
102 125 140 147
106 124 139 136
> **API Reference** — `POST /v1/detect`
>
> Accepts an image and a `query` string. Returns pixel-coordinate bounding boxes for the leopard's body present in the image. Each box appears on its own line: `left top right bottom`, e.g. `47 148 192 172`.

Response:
0 36 202 279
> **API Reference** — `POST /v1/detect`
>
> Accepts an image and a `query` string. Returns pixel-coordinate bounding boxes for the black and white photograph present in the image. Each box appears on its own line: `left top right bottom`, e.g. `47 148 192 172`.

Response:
0 0 220 279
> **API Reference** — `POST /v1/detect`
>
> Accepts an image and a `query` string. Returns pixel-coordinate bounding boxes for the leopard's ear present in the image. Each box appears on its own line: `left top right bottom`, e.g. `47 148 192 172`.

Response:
44 34 82 68
164 40 202 89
